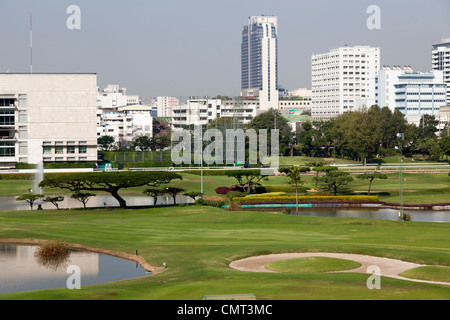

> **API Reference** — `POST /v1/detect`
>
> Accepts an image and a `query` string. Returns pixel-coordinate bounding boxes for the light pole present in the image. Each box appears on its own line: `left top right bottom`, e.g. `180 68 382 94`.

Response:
397 133 404 218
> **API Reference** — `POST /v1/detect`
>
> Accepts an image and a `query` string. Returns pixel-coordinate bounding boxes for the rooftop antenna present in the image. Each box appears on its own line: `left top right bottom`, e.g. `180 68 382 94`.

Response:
30 12 33 74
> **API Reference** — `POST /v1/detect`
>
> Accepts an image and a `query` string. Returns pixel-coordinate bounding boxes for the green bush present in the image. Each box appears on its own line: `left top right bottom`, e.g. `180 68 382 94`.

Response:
233 195 379 203
226 191 247 199
255 186 307 194
0 173 34 181
245 192 286 198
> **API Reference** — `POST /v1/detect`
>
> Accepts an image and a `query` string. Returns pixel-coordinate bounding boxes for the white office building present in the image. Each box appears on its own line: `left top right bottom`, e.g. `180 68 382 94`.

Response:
241 15 279 110
311 45 380 120
0 73 98 168
156 96 179 117
432 38 450 103
97 85 153 147
172 97 259 129
376 66 447 125
97 85 140 109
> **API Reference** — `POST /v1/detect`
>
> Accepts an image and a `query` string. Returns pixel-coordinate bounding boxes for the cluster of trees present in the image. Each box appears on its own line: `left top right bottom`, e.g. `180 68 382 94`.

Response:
278 165 388 214
98 117 172 152
250 106 450 164
97 105 450 166
38 171 183 208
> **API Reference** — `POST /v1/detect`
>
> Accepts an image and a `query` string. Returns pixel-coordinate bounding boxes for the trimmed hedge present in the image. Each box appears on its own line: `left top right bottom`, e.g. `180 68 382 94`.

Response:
255 186 307 194
233 195 379 203
245 192 286 198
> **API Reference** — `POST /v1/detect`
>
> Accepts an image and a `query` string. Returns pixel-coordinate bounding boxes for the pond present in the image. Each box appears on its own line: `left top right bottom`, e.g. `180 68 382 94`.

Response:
0 195 193 211
260 206 450 223
0 245 149 294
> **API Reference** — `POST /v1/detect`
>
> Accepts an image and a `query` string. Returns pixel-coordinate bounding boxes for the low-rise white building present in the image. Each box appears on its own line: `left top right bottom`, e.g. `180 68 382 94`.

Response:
97 105 153 147
0 73 98 168
376 66 447 125
171 97 260 129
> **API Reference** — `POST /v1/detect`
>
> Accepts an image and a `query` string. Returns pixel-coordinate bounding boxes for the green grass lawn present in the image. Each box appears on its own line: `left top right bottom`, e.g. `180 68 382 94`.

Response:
399 266 450 283
0 205 449 300
265 257 361 273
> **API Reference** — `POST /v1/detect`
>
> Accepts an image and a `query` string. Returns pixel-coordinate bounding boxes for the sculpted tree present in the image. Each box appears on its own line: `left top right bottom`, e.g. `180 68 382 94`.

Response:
356 173 388 195
320 171 354 195
225 170 265 194
39 171 182 209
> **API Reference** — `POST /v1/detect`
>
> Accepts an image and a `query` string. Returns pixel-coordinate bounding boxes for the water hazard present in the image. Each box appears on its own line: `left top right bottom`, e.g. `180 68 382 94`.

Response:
0 245 149 294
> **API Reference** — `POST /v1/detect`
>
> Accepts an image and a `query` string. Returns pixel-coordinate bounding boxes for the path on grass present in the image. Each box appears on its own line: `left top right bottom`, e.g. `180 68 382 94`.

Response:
229 252 450 286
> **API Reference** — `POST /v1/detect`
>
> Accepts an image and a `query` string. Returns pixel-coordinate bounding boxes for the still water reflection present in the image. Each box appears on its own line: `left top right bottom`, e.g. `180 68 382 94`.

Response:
0 195 192 211
0 245 149 294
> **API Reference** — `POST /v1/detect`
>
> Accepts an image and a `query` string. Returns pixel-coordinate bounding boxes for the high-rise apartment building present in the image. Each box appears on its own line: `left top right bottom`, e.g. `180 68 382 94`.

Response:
311 45 380 120
241 15 279 110
432 38 450 103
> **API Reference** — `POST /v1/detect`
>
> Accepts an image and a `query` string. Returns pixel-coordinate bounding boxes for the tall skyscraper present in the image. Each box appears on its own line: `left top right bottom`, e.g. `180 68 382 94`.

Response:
241 15 279 110
432 38 450 103
311 45 380 120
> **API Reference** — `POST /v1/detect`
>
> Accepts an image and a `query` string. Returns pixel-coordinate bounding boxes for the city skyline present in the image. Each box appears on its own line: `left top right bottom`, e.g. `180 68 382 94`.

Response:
0 0 449 99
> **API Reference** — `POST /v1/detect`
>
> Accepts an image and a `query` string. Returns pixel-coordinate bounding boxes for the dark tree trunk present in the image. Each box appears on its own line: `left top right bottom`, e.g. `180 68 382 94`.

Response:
110 189 127 208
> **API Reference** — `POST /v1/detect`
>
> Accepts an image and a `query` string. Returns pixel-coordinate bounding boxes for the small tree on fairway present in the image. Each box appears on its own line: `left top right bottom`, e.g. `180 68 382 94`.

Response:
43 196 65 210
279 166 310 214
320 171 354 195
143 188 165 205
71 192 96 209
164 187 186 205
16 194 44 210
311 166 337 189
356 173 388 195
225 170 265 194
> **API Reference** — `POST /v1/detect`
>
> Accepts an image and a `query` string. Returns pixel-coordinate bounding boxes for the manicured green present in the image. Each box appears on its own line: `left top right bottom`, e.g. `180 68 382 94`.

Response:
399 266 450 283
0 206 449 300
266 257 361 273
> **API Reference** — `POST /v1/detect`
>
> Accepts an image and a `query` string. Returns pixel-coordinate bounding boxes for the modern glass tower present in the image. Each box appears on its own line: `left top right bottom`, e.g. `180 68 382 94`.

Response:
241 15 278 110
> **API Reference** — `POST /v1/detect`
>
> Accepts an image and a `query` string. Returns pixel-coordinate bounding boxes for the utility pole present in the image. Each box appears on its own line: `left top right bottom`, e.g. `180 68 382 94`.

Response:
397 133 404 219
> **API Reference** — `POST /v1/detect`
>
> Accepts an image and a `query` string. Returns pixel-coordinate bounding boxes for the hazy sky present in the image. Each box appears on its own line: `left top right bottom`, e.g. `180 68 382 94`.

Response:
1 0 449 99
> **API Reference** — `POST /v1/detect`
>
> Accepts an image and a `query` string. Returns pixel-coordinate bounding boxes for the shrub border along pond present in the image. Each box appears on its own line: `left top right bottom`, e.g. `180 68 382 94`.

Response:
233 195 380 203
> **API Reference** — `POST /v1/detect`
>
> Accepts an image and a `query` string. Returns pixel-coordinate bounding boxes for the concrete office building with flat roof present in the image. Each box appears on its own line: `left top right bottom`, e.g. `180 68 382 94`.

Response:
0 73 98 169
311 45 380 120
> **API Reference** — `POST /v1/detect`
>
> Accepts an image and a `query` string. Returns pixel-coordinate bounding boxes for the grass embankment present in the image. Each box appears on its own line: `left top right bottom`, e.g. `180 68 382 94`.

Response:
0 206 449 300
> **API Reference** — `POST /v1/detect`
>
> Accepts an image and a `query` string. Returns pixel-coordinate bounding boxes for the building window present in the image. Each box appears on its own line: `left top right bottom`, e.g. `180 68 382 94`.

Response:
43 146 52 155
0 110 15 126
67 146 76 154
79 146 87 154
0 141 15 157
55 146 64 154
